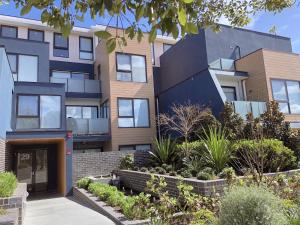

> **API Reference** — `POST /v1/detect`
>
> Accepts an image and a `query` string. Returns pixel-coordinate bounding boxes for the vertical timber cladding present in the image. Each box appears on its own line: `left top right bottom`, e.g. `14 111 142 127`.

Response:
107 27 157 150
0 138 5 171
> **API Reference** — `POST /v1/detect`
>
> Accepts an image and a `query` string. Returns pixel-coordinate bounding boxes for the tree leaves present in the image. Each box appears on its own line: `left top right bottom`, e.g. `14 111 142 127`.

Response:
178 8 187 26
149 26 157 43
106 38 116 53
20 4 32 16
95 30 112 39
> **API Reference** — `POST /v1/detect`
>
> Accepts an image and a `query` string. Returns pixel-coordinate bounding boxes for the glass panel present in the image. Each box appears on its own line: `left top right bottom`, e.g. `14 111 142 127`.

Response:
53 48 69 58
17 152 32 186
272 80 287 101
18 96 38 116
18 55 38 82
279 102 289 114
151 43 155 64
290 122 300 128
117 71 131 81
220 58 235 71
83 107 98 119
222 87 236 102
132 55 146 82
118 118 134 127
118 99 133 116
28 30 44 41
40 96 61 128
52 71 71 79
66 106 81 118
1 26 17 38
80 52 93 60
233 101 251 120
117 54 131 71
163 44 172 52
16 118 39 129
119 145 135 151
72 72 89 80
35 150 48 192
134 99 149 127
80 37 92 51
7 54 17 73
286 81 300 114
136 144 151 151
54 33 68 48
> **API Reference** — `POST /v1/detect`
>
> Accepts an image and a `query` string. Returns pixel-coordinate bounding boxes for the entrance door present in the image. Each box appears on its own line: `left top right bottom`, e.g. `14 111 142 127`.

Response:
16 149 48 193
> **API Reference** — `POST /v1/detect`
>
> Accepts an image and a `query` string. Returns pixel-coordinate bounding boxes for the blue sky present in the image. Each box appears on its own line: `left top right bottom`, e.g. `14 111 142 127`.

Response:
0 1 299 53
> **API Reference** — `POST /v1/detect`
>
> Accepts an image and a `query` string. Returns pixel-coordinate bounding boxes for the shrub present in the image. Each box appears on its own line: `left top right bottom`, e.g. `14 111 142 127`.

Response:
190 209 216 225
197 172 213 180
107 191 126 207
218 167 236 180
155 167 166 175
177 141 205 156
201 127 232 173
76 177 92 189
121 196 137 219
232 139 297 173
149 168 156 173
119 154 134 170
0 172 17 197
150 137 177 165
169 171 177 176
219 185 287 225
161 164 173 172
133 166 139 171
181 170 193 178
140 167 148 172
201 167 214 175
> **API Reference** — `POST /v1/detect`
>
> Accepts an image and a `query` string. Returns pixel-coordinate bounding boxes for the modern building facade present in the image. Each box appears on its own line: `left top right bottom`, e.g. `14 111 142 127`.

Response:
0 15 176 195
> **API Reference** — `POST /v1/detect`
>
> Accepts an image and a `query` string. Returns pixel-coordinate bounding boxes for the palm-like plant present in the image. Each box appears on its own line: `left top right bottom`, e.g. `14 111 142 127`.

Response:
201 127 231 173
150 137 177 165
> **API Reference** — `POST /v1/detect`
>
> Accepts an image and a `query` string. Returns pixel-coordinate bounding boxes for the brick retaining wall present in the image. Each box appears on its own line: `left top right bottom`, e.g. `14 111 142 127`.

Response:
115 169 300 197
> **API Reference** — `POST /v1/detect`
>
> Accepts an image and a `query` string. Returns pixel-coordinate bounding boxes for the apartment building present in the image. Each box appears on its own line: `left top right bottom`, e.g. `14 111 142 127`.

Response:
156 26 300 128
0 15 176 196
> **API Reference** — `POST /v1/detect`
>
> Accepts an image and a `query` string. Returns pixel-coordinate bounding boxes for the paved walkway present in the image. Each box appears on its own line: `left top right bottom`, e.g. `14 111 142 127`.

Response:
24 197 115 225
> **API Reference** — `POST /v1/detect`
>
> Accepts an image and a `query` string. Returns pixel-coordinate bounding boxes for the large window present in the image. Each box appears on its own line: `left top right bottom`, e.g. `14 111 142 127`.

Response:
116 53 146 82
66 106 98 119
163 43 173 52
1 25 17 38
118 98 149 128
28 29 44 42
271 79 300 114
54 33 69 58
222 86 237 102
119 144 151 151
7 54 38 82
100 101 109 118
79 37 93 60
16 95 61 129
52 71 89 80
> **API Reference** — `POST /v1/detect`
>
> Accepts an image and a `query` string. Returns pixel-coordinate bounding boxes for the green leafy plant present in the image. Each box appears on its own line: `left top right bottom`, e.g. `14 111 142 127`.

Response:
190 209 216 225
140 167 148 172
218 167 236 180
181 170 193 178
150 137 177 165
76 177 92 189
155 167 167 175
0 172 17 197
119 154 134 170
201 127 232 173
169 171 177 176
197 172 213 180
219 185 287 225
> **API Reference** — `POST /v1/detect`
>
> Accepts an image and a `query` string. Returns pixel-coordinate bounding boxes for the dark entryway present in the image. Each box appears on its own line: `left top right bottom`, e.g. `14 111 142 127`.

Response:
13 144 58 194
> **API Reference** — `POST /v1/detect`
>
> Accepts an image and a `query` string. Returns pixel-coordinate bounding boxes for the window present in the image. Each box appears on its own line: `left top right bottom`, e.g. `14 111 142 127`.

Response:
221 86 237 102
28 29 44 42
116 53 146 82
66 106 98 119
118 98 149 128
54 33 69 58
79 37 93 60
290 122 300 129
100 101 109 118
119 144 151 151
151 43 155 65
7 54 38 82
271 79 300 114
163 43 173 52
16 95 61 129
1 25 17 38
51 71 89 80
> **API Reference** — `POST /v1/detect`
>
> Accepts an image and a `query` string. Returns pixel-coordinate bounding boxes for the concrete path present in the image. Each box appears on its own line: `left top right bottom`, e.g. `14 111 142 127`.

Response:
24 197 115 225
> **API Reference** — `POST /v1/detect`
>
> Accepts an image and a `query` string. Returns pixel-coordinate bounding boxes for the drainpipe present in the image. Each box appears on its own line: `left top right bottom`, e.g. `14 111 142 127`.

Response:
242 79 247 101
156 97 161 141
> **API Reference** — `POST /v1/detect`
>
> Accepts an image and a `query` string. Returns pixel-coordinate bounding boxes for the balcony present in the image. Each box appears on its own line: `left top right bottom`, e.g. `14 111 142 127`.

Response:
209 58 235 71
50 77 101 94
232 101 267 119
67 118 109 135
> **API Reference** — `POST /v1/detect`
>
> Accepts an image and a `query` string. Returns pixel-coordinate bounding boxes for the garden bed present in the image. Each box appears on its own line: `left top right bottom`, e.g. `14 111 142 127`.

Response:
115 169 300 196
73 187 149 225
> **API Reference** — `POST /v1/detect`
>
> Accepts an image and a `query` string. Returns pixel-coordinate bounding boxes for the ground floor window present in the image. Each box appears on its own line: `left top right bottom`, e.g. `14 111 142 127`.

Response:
119 144 151 151
221 86 237 102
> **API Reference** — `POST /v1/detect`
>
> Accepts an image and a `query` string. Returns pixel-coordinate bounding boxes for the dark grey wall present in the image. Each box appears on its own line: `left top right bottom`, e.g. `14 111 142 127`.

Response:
12 82 66 131
205 25 293 63
159 29 208 93
0 37 50 82
158 69 224 118
50 60 94 79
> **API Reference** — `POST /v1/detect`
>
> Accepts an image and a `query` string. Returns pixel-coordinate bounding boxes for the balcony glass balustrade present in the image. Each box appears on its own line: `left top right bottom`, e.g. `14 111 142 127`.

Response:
232 101 267 119
50 77 101 93
66 118 109 135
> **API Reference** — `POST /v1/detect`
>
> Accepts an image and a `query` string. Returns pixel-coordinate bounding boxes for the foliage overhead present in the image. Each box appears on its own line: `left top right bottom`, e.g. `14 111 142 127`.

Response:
13 0 294 52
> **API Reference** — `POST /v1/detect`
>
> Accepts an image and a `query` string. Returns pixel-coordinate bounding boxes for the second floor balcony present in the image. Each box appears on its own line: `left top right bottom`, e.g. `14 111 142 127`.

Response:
50 77 101 95
232 101 267 119
67 118 109 135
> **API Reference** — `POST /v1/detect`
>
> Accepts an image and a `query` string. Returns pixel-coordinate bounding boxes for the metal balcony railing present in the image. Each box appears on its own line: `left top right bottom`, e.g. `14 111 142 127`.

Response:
232 101 267 119
67 118 109 135
50 77 101 93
